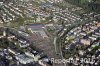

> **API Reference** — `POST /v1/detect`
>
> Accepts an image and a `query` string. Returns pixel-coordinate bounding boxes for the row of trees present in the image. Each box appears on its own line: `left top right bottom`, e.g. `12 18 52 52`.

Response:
64 0 88 4
64 0 100 13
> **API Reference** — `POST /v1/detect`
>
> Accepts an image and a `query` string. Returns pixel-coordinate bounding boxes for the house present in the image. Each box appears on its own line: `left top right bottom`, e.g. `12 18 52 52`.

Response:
89 36 97 41
80 39 91 45
79 32 87 36
25 50 40 61
94 32 100 36
38 60 51 66
15 54 34 64
25 52 35 58
19 43 29 48
8 48 20 55
96 22 100 27
18 39 29 48
0 51 4 56
92 34 99 38
6 56 12 60
79 50 84 55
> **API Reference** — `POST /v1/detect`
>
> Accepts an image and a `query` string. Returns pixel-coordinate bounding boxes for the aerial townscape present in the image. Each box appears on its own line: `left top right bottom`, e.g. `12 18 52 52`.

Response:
0 0 100 66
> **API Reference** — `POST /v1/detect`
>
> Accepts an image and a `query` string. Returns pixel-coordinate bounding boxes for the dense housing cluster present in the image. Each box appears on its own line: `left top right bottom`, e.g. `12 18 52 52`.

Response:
63 21 100 65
